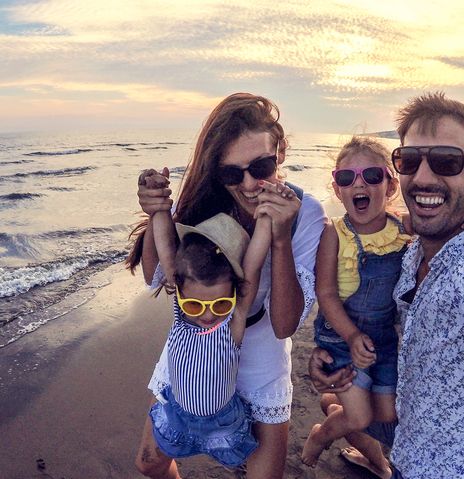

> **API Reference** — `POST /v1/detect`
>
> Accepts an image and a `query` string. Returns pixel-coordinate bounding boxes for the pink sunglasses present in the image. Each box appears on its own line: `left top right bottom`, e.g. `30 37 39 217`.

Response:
332 166 390 188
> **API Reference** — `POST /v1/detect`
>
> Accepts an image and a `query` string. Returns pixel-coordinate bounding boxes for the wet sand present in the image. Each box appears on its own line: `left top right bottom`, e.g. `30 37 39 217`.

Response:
0 264 377 478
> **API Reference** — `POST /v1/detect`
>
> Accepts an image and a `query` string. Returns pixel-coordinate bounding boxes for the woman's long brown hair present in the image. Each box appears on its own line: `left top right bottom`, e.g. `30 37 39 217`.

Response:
126 92 286 273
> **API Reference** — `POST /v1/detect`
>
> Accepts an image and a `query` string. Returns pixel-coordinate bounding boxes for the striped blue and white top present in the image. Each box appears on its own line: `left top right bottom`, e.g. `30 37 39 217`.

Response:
167 298 240 417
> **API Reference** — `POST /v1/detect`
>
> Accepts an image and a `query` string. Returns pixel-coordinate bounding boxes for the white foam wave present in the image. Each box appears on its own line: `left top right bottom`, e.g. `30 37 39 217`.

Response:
0 259 92 298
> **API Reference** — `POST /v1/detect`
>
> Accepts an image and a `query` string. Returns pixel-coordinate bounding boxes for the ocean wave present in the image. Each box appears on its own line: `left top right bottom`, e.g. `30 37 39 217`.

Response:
23 148 93 156
115 142 150 147
1 166 96 180
0 232 41 258
0 192 43 201
41 225 128 239
99 142 150 147
284 164 311 172
314 144 339 149
0 225 127 260
0 159 34 165
168 166 186 178
0 250 126 298
292 146 338 152
47 186 77 191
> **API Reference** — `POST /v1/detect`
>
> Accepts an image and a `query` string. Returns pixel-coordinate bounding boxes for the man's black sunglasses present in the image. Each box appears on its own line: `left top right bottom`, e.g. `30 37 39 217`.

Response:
216 155 278 186
392 146 464 176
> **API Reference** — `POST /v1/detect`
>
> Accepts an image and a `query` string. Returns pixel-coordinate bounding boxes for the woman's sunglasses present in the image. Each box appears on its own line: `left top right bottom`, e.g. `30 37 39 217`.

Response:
176 286 236 317
216 155 277 186
392 146 464 176
332 166 390 188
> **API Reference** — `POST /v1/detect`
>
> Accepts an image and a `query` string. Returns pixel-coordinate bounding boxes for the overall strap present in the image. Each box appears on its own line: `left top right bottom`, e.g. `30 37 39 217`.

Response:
386 212 406 234
343 212 406 262
343 213 365 256
285 182 304 238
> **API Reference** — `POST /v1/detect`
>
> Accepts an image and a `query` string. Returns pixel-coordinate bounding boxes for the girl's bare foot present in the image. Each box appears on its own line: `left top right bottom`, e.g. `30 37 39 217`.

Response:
301 424 330 468
340 447 392 479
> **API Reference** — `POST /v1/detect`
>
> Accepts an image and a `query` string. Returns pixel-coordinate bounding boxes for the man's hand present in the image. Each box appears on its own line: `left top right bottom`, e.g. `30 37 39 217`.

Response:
137 168 173 216
308 347 355 393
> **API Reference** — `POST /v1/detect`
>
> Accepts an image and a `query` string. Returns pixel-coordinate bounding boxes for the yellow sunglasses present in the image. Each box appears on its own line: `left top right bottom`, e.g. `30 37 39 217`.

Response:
176 286 236 317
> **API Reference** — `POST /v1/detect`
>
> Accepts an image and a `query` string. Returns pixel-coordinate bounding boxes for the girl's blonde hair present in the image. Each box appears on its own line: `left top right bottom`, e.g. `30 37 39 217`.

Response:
335 136 395 178
335 136 399 204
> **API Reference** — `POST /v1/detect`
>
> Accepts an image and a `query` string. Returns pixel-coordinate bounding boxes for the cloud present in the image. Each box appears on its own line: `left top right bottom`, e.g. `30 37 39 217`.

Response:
1 0 464 131
437 57 464 70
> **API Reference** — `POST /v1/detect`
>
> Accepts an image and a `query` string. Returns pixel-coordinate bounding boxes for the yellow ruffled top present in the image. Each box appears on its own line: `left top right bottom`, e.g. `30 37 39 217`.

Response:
334 216 411 301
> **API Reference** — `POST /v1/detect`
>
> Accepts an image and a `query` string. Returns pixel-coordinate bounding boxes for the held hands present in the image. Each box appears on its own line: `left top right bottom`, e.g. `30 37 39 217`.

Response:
254 180 301 244
137 167 173 216
347 331 377 369
308 347 355 393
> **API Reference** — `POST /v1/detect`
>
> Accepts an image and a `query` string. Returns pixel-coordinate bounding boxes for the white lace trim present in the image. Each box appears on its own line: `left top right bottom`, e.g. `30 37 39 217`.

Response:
248 403 292 423
295 263 316 329
239 386 293 423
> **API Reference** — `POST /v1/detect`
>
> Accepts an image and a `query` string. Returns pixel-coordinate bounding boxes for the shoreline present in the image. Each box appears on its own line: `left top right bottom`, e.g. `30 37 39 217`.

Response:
0 263 371 478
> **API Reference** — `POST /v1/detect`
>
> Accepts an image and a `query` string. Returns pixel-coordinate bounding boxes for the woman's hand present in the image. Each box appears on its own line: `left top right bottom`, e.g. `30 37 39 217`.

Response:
137 168 173 216
347 332 376 369
255 180 300 245
308 347 355 393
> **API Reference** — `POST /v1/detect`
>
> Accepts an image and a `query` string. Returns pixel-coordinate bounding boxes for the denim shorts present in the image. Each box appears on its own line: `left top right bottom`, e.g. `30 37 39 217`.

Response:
316 338 398 394
149 386 258 467
365 420 397 447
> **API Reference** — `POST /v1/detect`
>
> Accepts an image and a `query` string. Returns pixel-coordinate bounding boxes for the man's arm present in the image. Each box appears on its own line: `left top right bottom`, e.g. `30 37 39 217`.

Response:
138 168 173 284
147 170 176 284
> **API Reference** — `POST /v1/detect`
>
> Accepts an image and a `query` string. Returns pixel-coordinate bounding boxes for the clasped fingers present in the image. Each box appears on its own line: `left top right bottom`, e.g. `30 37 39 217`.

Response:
258 180 300 204
138 167 170 187
137 168 173 216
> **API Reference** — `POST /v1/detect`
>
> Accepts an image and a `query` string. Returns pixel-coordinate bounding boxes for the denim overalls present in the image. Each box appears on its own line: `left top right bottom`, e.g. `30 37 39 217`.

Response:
314 214 407 393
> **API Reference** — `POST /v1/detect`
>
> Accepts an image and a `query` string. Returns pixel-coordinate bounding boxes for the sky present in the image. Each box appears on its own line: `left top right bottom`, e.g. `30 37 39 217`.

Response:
1 0 464 134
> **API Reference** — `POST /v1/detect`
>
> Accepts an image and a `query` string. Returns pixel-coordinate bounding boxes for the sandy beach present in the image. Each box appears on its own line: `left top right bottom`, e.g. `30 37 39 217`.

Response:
0 263 378 479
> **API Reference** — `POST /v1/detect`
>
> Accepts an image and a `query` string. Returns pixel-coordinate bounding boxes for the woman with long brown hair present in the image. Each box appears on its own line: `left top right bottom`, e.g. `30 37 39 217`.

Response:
128 93 326 478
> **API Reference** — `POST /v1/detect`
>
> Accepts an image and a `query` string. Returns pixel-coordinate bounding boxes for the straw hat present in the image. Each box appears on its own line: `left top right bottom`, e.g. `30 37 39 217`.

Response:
175 213 250 278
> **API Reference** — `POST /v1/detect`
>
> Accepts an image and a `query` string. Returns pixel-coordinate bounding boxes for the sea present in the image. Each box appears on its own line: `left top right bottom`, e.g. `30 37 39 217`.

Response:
0 129 400 348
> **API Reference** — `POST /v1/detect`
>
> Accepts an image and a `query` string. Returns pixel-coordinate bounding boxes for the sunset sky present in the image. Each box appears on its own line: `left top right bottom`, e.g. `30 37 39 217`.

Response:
1 0 463 133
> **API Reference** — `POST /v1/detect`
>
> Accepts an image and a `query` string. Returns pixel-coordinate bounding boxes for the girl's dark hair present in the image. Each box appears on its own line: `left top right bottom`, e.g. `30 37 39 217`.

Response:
155 233 241 296
126 92 286 273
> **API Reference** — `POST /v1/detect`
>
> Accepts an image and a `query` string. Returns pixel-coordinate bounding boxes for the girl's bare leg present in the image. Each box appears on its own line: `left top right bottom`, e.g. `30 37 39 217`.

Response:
341 442 392 479
134 398 181 479
322 397 392 478
372 392 397 423
302 385 372 467
246 421 289 479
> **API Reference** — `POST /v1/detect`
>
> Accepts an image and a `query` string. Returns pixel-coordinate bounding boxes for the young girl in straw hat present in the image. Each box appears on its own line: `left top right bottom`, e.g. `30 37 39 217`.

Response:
147 170 296 468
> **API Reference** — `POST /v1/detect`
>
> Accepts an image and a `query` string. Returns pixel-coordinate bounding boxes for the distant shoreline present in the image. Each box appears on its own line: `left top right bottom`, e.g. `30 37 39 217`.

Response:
365 130 399 139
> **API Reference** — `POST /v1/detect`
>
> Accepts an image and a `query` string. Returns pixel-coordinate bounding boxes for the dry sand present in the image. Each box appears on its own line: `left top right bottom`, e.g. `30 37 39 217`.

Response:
0 264 377 479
